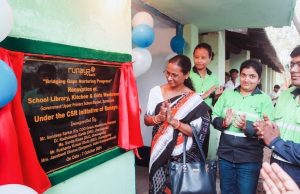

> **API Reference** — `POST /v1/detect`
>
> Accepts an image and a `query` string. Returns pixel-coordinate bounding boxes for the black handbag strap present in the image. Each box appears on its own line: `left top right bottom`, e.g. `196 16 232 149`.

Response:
183 135 187 165
182 127 206 164
191 127 206 162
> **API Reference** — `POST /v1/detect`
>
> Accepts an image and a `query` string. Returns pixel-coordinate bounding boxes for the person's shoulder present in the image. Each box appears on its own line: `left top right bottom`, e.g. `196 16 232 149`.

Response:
225 89 236 95
219 89 234 98
208 72 219 85
209 72 218 79
149 85 161 93
189 69 198 78
279 87 295 97
259 91 273 100
224 80 234 87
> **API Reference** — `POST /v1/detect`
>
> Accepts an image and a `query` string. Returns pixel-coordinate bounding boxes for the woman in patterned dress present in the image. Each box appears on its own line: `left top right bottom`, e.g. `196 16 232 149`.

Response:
144 54 211 193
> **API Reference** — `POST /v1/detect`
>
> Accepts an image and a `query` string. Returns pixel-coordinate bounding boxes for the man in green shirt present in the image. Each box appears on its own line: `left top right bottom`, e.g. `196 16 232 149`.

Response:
257 45 300 187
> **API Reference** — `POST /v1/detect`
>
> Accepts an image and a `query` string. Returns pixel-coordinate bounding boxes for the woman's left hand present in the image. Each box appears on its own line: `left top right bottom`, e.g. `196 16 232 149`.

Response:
234 114 247 130
215 86 223 98
165 101 173 123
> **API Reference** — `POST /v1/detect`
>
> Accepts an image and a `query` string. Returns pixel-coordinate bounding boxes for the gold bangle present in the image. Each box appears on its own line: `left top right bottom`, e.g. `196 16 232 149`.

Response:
152 115 160 125
158 113 166 120
172 119 180 129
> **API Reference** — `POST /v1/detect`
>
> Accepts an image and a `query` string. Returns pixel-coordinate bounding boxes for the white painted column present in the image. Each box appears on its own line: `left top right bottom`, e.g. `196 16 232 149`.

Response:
268 67 274 93
200 31 226 85
183 24 198 62
261 64 268 93
230 50 250 72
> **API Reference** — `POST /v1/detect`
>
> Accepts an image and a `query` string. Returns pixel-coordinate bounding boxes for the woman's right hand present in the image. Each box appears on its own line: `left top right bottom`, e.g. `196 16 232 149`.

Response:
157 101 168 122
223 108 235 128
201 86 216 99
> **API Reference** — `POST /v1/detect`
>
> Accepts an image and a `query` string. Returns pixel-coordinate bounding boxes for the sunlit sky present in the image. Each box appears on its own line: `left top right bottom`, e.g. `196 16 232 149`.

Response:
265 0 300 67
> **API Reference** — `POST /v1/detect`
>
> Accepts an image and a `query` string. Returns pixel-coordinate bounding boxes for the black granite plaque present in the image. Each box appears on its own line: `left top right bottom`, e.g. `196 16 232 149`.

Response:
21 55 120 173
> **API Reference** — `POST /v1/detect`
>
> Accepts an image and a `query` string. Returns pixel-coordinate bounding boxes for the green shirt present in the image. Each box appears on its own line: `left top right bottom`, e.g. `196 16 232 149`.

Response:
274 87 300 143
189 67 219 108
212 87 274 134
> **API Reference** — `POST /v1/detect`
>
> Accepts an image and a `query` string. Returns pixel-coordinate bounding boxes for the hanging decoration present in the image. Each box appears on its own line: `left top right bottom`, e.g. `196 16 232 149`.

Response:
132 24 155 48
131 11 155 77
170 35 185 54
0 184 38 194
0 0 13 42
132 47 152 77
0 60 17 108
132 11 154 28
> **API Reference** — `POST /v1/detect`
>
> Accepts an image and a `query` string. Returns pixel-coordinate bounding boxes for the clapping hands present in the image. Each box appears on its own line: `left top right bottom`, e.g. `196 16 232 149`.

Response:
234 113 247 131
201 85 223 100
156 101 168 123
215 86 224 98
223 109 247 131
223 108 235 127
254 115 280 145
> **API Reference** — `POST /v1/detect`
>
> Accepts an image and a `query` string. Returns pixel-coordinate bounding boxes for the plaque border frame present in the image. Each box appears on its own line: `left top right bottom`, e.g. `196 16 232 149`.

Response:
0 37 131 185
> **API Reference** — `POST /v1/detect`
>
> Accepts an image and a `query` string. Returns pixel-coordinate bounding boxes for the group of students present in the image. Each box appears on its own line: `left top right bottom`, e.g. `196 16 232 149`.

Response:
144 42 300 194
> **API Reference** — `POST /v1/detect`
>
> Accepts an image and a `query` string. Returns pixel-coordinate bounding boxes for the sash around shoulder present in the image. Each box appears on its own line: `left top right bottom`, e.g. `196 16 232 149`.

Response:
149 92 209 176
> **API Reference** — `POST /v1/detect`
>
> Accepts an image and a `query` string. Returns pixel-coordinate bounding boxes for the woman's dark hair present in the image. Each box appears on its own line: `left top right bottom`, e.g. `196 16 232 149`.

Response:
193 42 215 60
168 54 195 91
290 45 300 58
240 59 263 78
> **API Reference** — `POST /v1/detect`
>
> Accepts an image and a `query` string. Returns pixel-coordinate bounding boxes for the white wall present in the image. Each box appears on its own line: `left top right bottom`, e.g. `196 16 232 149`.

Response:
7 0 135 193
9 0 131 54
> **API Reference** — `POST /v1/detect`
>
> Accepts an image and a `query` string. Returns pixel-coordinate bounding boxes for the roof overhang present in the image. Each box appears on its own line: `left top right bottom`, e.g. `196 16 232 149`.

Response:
142 0 296 33
226 29 284 72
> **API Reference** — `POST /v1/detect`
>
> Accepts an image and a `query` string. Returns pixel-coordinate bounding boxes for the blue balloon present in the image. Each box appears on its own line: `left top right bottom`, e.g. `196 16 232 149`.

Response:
0 60 17 108
170 35 185 53
132 24 155 48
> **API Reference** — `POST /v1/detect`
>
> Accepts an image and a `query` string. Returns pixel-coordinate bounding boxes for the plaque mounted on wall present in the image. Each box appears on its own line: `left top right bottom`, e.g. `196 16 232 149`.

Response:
22 55 121 173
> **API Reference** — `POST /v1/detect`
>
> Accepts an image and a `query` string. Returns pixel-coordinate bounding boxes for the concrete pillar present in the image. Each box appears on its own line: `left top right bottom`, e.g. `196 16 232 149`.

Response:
183 24 198 61
268 68 274 93
261 64 268 93
268 68 272 93
230 50 250 72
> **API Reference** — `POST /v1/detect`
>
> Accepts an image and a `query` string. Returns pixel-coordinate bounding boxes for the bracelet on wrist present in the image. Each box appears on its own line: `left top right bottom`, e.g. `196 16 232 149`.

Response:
158 113 166 120
172 119 181 129
152 115 163 125
176 120 182 129
222 119 228 128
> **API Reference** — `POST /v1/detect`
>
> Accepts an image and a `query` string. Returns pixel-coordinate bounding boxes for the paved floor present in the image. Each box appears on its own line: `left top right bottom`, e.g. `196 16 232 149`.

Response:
135 148 271 194
135 165 221 194
135 166 149 194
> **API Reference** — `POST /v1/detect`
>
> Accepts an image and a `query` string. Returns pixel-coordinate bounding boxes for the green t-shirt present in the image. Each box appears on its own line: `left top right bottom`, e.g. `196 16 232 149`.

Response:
189 67 219 108
274 87 300 143
212 87 274 134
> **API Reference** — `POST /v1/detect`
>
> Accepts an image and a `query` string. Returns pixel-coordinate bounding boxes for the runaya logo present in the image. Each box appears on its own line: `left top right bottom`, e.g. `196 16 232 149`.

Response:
68 66 96 77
